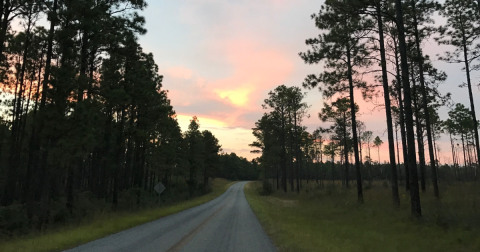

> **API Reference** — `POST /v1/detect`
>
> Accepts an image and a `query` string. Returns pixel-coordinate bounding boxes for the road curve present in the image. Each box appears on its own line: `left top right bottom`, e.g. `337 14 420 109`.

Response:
65 182 277 252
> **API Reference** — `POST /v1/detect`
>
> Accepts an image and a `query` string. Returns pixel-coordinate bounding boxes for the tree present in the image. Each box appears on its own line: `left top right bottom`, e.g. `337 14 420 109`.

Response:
407 0 441 198
202 130 221 187
393 0 422 218
447 103 478 178
250 113 282 188
185 116 204 194
300 0 372 203
362 131 373 162
287 86 309 193
374 136 383 164
0 0 255 234
437 0 480 177
263 85 290 192
260 85 309 193
319 97 357 188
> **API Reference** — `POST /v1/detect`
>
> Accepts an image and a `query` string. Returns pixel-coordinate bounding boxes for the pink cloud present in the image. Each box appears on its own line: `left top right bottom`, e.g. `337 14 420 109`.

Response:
163 37 294 129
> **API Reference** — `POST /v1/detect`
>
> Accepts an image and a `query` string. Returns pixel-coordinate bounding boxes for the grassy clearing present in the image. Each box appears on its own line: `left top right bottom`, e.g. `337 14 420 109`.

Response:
245 181 480 252
0 178 235 252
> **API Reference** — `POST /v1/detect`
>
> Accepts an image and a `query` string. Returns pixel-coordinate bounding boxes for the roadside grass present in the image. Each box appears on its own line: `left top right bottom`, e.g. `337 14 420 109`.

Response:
0 178 235 252
245 181 480 252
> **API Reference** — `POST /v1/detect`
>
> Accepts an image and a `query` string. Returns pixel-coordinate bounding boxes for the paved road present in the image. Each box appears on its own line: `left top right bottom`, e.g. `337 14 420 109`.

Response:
66 182 277 252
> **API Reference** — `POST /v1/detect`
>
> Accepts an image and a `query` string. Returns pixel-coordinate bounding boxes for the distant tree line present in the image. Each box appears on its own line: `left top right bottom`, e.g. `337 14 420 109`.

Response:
252 0 480 219
0 0 258 236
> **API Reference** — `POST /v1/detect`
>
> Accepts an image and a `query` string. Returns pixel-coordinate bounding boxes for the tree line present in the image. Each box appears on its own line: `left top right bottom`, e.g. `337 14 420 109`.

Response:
0 0 257 235
251 0 480 218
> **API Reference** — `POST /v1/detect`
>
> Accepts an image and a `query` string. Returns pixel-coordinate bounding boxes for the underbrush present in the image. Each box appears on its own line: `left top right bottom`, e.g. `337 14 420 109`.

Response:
245 180 480 252
0 179 218 239
0 178 233 252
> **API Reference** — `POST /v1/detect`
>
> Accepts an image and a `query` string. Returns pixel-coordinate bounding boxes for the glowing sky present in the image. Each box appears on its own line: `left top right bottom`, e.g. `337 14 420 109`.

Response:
139 0 480 163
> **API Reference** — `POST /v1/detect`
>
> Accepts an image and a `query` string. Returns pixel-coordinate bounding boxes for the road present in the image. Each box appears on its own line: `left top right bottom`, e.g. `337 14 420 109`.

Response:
66 182 277 252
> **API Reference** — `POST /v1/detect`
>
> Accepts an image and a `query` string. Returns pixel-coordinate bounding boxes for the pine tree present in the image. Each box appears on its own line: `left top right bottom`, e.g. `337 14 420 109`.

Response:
300 0 373 203
393 0 422 218
437 0 480 175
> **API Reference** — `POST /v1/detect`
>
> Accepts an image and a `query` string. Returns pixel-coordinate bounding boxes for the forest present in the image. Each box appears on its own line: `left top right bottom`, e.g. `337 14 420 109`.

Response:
0 0 258 237
250 0 480 219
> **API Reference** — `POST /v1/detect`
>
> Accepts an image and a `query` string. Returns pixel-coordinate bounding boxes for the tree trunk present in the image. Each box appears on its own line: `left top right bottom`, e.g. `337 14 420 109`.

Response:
281 108 287 192
394 0 422 217
462 132 467 169
461 29 480 181
395 123 402 180
294 109 300 194
449 132 457 179
377 2 400 207
78 28 89 102
0 0 11 60
411 68 426 192
343 112 349 188
331 151 335 184
411 0 440 198
393 35 410 191
346 41 363 203
2 17 32 206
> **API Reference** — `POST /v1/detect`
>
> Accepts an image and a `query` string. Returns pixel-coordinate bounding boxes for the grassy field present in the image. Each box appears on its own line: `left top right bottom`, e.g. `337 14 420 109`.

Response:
0 178 235 252
245 181 480 252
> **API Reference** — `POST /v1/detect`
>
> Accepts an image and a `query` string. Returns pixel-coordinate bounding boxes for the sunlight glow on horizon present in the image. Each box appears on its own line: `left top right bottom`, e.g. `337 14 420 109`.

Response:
176 113 257 160
176 114 227 131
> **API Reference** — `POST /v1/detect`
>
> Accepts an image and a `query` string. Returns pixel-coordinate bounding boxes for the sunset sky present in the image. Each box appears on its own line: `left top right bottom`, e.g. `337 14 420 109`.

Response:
139 0 480 163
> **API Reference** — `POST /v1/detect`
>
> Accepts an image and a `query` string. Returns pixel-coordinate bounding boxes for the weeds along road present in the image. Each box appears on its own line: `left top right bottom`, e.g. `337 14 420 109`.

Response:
65 182 277 252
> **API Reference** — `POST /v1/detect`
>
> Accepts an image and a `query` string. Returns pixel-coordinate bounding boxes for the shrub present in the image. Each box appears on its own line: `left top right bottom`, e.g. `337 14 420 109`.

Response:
258 181 274 196
0 203 29 237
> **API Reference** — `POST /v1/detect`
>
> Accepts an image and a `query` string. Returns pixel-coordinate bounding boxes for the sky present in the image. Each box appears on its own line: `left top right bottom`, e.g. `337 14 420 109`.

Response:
138 0 480 163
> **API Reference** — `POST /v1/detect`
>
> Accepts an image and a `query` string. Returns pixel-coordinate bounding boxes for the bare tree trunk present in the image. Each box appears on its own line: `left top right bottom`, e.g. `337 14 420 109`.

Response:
395 123 401 180
281 109 287 192
377 2 399 205
461 132 467 170
460 23 480 181
449 132 457 180
343 112 349 188
411 69 426 192
393 36 410 191
411 0 440 198
346 41 363 203
394 0 422 217
294 109 300 194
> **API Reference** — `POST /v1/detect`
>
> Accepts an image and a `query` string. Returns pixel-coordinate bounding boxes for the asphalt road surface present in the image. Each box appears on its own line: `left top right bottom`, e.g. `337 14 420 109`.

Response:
65 182 277 252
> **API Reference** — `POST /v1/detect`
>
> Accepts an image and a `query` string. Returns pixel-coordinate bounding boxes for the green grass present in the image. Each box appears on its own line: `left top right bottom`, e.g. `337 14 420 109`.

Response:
0 178 235 252
245 181 480 252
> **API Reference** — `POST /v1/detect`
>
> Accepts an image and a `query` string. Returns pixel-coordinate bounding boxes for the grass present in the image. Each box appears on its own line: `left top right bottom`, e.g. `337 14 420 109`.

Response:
0 178 235 252
245 181 480 252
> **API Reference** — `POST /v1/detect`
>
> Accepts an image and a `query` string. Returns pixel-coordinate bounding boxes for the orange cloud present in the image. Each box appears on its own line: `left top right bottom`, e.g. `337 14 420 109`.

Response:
164 37 294 128
215 87 252 107
208 38 294 110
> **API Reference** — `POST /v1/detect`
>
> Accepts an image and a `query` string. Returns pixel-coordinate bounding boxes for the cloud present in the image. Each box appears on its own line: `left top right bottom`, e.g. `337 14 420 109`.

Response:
144 0 468 161
162 37 294 131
